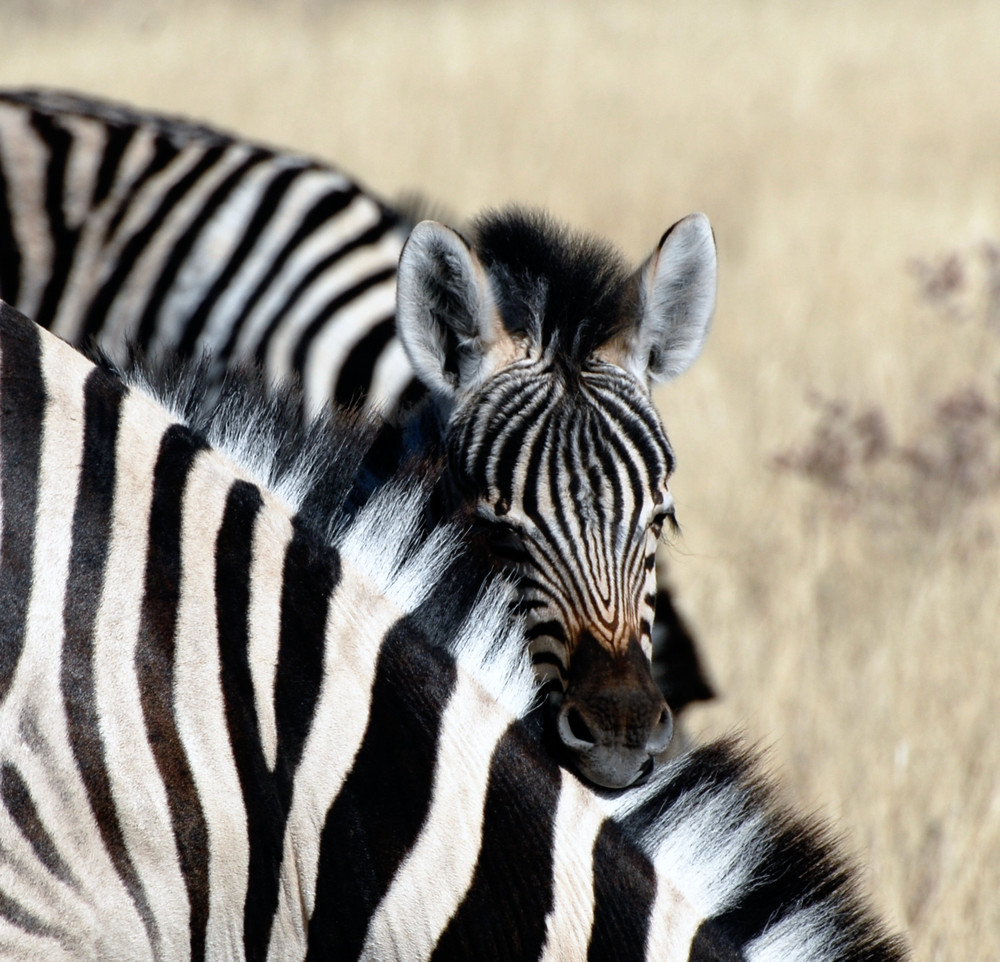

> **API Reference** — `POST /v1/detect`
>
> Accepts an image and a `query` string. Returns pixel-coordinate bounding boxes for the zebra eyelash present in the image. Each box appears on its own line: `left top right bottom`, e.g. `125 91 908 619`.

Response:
651 505 679 540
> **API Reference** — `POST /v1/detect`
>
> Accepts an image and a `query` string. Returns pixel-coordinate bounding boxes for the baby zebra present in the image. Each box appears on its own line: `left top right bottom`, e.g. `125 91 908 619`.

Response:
0 89 716 787
0 302 907 961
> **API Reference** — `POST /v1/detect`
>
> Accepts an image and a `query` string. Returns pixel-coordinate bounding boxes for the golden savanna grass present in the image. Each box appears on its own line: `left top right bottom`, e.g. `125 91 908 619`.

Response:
3 1 999 957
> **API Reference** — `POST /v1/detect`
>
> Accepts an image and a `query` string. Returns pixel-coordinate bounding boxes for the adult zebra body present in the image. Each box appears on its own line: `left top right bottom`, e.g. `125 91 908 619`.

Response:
0 89 716 788
0 302 906 961
0 88 416 417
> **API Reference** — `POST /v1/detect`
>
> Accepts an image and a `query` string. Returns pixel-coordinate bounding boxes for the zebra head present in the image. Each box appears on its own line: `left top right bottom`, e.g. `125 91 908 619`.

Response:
396 208 715 789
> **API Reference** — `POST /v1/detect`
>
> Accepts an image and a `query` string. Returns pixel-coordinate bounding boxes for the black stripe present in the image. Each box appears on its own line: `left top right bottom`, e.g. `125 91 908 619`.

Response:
214 184 359 364
0 153 22 305
102 131 177 246
430 720 560 961
137 424 212 960
588 819 656 961
61 366 161 947
0 889 64 940
687 922 745 961
133 150 269 352
175 165 303 359
306 618 458 961
332 314 396 406
80 142 227 345
30 111 81 330
0 763 75 886
241 516 339 960
690 820 843 957
0 305 45 704
92 119 138 208
214 481 279 962
396 376 426 410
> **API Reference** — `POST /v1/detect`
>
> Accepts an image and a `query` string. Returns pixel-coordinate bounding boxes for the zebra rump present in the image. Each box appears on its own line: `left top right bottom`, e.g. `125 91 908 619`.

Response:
0 302 906 960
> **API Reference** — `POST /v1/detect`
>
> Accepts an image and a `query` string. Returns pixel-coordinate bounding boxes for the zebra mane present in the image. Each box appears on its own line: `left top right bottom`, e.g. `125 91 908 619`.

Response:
471 207 639 369
604 740 906 960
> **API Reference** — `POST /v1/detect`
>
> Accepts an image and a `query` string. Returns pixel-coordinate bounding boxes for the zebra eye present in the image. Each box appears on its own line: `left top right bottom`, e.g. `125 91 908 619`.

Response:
650 506 678 538
490 521 528 564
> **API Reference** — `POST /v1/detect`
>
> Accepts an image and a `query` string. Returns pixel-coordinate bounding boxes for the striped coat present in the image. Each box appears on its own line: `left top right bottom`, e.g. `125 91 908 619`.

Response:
0 302 906 961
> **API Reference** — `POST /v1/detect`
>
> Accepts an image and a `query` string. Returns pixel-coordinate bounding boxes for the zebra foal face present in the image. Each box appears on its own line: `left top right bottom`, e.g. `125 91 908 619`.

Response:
397 207 715 789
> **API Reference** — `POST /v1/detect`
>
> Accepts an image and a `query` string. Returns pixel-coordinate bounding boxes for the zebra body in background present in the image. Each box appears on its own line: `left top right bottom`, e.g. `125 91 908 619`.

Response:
0 88 716 789
0 88 416 417
0 301 906 961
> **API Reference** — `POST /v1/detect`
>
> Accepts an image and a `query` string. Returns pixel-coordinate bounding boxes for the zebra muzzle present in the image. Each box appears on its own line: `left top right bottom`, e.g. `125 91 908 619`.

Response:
554 631 673 790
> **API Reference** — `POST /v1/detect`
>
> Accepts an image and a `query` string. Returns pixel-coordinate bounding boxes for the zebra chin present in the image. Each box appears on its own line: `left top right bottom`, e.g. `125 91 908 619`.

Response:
545 631 674 790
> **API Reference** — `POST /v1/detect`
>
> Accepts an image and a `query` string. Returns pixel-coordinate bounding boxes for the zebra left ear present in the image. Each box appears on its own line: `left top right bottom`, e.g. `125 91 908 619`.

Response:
397 221 517 403
619 213 717 385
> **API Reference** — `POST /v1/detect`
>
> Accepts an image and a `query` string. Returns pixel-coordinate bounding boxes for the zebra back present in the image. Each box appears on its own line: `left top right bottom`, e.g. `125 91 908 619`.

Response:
0 303 906 960
0 87 416 418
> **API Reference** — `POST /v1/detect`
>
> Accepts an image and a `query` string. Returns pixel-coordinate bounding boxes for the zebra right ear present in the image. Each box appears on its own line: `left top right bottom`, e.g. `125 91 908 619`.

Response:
396 221 515 403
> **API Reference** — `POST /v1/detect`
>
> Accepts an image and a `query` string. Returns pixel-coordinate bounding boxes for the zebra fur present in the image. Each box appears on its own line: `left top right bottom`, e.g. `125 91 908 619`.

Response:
0 87 417 417
0 87 716 788
0 302 906 961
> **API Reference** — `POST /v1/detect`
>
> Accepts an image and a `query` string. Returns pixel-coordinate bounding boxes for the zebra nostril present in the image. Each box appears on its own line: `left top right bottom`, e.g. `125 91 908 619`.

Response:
567 707 595 744
646 704 674 755
559 705 596 748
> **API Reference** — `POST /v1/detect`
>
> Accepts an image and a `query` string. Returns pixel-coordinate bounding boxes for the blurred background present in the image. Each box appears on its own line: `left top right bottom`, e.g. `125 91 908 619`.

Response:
4 1 998 957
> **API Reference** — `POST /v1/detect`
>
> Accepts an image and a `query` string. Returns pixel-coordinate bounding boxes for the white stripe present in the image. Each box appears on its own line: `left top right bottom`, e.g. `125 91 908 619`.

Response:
92 389 185 958
0 104 54 321
538 778 603 961
247 497 293 773
61 115 107 232
366 336 412 415
642 875 704 961
174 454 251 953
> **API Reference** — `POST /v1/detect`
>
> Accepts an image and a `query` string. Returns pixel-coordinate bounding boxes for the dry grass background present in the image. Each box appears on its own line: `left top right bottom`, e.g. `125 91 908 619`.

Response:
2 1 999 957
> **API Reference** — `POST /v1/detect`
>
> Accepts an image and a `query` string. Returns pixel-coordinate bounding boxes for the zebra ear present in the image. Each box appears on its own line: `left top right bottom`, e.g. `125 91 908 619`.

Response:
396 221 515 402
617 213 716 385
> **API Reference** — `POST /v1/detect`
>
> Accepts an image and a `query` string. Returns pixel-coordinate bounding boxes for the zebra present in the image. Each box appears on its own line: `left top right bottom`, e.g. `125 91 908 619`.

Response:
0 301 906 961
0 88 715 788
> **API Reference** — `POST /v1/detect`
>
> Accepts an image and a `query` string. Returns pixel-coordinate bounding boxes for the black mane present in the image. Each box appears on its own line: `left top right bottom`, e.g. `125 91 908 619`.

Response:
471 208 638 367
